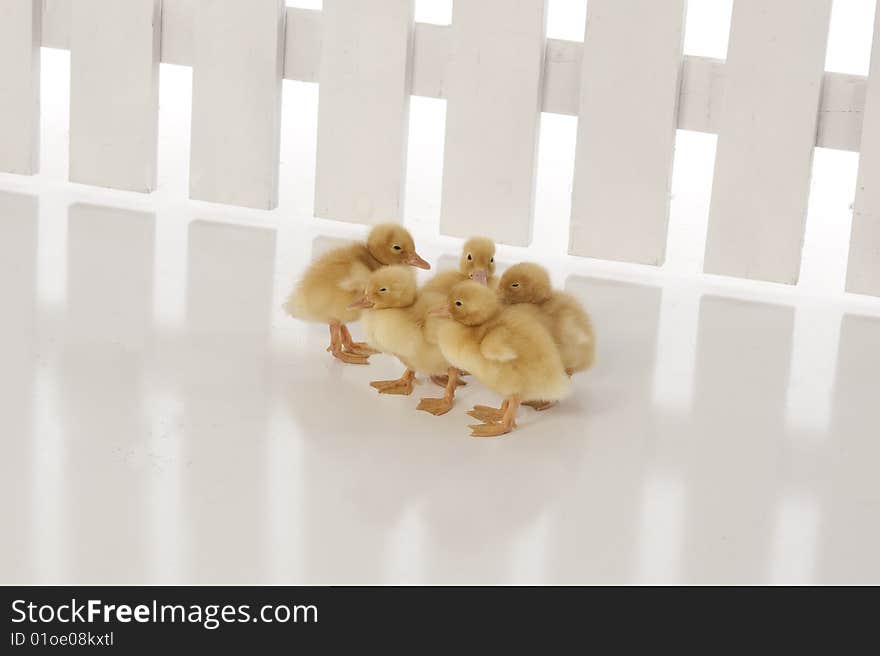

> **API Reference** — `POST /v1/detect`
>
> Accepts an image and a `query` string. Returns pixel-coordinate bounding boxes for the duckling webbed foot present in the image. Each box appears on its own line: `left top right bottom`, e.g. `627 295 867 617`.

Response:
467 406 504 423
328 322 369 364
469 396 520 438
418 368 461 416
523 400 557 411
467 398 510 424
469 421 514 437
370 369 416 395
340 324 378 356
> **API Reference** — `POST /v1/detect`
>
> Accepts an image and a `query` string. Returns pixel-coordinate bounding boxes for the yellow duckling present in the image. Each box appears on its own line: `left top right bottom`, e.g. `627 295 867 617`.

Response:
497 262 595 411
283 223 430 364
422 236 498 294
349 266 464 415
432 282 570 437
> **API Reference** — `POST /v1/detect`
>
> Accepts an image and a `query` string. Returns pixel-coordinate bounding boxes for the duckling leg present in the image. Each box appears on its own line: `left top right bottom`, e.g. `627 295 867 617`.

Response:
470 396 520 437
418 368 462 416
523 400 557 411
340 324 378 356
328 321 369 365
370 369 416 395
467 399 510 424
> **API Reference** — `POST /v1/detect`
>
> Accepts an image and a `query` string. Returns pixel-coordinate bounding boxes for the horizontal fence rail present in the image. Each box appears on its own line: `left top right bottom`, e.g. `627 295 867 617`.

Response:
0 0 878 297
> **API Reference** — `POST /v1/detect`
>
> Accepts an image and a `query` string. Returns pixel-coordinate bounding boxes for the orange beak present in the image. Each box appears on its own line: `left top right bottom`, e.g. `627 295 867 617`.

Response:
428 305 452 319
347 296 374 310
405 252 431 270
469 270 488 285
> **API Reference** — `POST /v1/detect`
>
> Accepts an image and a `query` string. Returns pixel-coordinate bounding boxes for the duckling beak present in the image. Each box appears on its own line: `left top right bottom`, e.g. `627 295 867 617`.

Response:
469 270 488 285
406 252 431 270
427 305 452 319
347 296 374 310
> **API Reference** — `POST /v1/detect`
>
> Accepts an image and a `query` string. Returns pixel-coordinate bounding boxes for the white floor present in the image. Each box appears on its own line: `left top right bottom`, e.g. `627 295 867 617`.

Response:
2 191 879 584
2 51 880 584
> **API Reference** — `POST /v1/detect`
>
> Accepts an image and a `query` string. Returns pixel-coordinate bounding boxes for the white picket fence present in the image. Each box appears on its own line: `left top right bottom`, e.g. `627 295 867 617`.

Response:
1 0 879 296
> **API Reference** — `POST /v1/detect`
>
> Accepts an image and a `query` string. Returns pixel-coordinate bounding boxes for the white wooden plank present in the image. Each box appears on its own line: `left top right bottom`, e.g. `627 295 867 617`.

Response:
677 56 726 135
818 72 867 153
570 0 686 265
847 8 880 297
314 0 414 224
541 39 581 117
42 0 70 50
0 0 41 175
411 22 450 98
284 7 322 83
69 0 162 192
439 0 547 246
161 0 194 66
189 0 285 209
704 0 833 284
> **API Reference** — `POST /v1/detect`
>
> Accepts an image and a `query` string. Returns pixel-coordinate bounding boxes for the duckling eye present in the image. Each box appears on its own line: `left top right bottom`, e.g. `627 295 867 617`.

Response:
490 257 494 263
467 254 472 261
511 282 519 288
455 301 463 307
392 245 402 251
379 287 388 293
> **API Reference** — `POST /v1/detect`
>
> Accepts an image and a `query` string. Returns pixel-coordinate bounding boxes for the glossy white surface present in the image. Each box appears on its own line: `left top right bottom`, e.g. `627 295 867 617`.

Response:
2 48 880 584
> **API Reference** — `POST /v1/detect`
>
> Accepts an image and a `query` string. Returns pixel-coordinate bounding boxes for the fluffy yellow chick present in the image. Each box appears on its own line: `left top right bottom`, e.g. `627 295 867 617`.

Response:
283 224 430 364
349 266 464 415
497 262 595 410
498 262 595 373
422 236 498 295
433 282 570 437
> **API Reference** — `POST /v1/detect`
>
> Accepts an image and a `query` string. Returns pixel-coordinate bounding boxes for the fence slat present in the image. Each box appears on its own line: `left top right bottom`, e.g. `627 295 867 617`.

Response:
0 0 41 175
704 0 833 284
69 0 161 192
314 0 414 224
439 0 547 246
569 0 686 265
189 0 285 209
847 9 880 297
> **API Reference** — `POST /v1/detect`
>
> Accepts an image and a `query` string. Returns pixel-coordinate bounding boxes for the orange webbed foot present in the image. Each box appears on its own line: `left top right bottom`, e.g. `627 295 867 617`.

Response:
417 396 454 416
332 350 369 365
523 400 557 411
467 405 506 423
369 375 415 395
469 421 515 438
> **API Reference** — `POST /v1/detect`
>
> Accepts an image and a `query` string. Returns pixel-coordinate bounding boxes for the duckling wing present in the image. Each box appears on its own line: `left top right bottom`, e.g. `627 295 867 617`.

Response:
337 260 373 292
480 326 518 362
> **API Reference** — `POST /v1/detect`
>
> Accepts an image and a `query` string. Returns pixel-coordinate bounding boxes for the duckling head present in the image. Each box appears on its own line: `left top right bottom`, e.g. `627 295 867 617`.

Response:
459 236 496 285
498 262 552 305
441 281 501 326
367 223 431 269
349 265 417 310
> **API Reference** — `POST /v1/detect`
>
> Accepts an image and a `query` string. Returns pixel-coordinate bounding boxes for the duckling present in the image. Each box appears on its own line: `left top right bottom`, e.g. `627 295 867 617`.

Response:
349 266 463 415
432 281 570 437
422 236 498 295
497 262 595 410
283 223 430 364
420 236 497 386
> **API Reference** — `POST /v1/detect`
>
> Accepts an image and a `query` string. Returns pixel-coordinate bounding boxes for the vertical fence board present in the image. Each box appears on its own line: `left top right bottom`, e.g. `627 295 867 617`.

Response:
569 0 686 265
190 0 285 209
0 0 41 175
847 9 880 297
69 0 161 192
704 0 833 284
314 0 414 224
439 0 547 246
